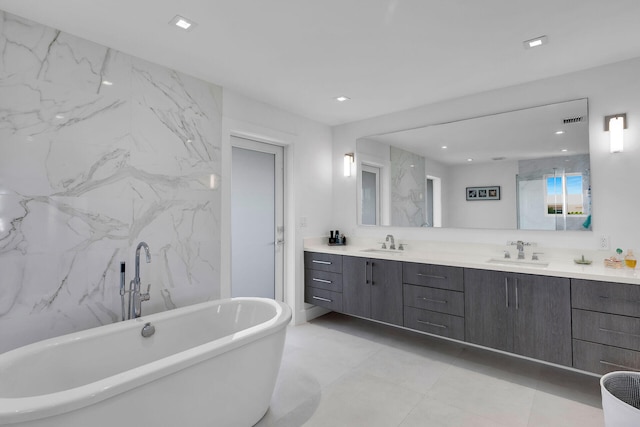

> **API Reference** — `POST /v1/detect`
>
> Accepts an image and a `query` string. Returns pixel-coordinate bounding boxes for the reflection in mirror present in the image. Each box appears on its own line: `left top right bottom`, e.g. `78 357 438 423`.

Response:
356 99 591 231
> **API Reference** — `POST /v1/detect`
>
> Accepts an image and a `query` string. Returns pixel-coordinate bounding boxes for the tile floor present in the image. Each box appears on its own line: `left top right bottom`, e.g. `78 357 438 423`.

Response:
255 312 604 427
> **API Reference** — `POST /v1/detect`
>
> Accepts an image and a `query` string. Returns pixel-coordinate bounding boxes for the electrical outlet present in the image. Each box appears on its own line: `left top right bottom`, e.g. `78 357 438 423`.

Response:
598 235 610 250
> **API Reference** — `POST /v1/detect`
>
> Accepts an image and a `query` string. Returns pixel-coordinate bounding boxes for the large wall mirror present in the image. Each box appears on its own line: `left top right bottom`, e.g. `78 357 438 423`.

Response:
356 98 591 231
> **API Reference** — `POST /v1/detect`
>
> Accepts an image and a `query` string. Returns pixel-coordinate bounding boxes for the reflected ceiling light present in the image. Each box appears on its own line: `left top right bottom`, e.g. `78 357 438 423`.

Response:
555 130 565 135
523 35 548 49
344 153 354 176
441 146 447 149
102 80 113 86
467 158 473 162
55 114 65 119
561 149 568 152
170 15 196 31
335 96 350 102
605 113 627 153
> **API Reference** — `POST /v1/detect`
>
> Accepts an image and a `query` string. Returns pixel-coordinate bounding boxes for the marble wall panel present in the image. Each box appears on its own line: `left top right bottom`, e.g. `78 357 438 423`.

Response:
390 146 426 227
0 11 222 353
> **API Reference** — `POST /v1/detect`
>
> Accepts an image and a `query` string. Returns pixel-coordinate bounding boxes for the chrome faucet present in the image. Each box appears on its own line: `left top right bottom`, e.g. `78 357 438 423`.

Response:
516 240 525 259
129 241 151 319
385 234 396 250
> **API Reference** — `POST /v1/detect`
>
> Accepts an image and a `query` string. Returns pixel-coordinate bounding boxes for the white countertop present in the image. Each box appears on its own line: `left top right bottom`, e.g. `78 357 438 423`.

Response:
304 237 640 286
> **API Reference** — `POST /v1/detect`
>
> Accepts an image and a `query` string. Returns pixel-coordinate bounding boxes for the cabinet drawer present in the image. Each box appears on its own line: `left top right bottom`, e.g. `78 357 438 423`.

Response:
573 309 640 352
572 279 640 317
403 262 463 291
304 252 342 273
305 287 343 312
573 339 640 374
305 269 343 292
404 306 464 340
403 284 464 316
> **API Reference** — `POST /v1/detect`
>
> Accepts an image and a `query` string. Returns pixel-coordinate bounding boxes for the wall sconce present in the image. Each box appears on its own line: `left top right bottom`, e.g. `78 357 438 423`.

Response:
344 153 355 177
605 113 627 153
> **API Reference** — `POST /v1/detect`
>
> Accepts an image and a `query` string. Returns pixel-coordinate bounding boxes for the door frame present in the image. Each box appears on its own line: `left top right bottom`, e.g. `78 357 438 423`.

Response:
230 137 284 300
221 118 293 306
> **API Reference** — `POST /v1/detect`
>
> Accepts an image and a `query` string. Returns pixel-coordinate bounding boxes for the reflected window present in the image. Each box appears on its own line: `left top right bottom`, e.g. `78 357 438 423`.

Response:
545 173 584 215
361 165 380 225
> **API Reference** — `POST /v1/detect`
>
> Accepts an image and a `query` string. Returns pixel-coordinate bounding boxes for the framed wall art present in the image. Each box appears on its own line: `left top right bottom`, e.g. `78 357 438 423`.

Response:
466 186 500 201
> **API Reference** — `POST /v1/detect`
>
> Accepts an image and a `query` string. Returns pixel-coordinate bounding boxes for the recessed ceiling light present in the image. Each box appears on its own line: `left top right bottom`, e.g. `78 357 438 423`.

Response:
467 158 473 162
561 149 568 152
555 130 565 135
523 35 548 49
170 15 196 31
335 96 350 102
441 146 447 149
102 80 113 86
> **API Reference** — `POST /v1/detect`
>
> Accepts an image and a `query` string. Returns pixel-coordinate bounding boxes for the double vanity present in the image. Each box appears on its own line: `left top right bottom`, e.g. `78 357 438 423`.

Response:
304 238 640 375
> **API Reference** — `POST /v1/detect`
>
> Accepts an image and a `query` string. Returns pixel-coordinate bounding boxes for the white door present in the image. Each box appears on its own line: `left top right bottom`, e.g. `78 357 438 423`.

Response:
231 137 284 299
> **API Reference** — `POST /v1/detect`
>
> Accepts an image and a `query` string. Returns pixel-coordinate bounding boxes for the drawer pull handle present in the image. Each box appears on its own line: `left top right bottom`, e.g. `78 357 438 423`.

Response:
312 278 332 284
416 319 448 329
416 273 446 280
600 360 640 371
599 327 640 339
598 295 640 304
312 260 332 265
312 296 333 303
419 297 447 304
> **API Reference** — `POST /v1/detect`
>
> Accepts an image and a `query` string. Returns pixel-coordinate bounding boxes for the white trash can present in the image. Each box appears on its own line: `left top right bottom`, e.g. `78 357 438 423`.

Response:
601 371 640 427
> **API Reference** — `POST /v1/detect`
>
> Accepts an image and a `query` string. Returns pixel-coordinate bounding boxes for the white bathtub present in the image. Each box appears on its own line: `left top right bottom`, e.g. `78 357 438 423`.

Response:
0 297 291 427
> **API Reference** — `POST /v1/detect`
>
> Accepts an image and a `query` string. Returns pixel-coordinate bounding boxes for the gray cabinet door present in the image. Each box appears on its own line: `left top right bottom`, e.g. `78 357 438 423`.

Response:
343 256 371 318
513 274 572 366
343 256 403 326
370 259 403 326
464 269 513 353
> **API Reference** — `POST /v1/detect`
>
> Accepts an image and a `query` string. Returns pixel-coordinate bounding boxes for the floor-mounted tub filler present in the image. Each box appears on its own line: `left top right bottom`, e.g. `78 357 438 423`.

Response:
0 298 291 427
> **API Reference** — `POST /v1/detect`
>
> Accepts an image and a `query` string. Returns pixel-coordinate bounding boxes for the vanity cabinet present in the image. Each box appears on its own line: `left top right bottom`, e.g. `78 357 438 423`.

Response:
571 279 640 374
402 263 465 340
464 268 572 366
342 256 403 326
304 252 343 312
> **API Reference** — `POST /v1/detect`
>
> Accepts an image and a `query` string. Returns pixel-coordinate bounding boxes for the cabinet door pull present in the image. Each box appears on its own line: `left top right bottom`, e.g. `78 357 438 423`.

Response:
312 278 332 284
417 319 448 329
365 261 370 284
416 273 446 280
312 296 333 303
515 278 519 310
505 277 509 308
370 261 375 286
599 327 640 339
600 360 640 371
419 297 447 304
312 260 331 265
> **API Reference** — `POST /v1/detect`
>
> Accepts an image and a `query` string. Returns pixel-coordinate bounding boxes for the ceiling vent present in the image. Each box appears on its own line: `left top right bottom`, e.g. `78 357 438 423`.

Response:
563 116 585 124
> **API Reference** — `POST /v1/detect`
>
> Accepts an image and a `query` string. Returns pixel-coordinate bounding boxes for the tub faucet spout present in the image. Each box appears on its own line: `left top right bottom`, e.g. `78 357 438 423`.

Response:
129 242 151 319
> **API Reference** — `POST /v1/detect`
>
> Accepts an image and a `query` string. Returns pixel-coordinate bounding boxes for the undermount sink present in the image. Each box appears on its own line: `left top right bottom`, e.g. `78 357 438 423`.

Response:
486 258 549 268
361 248 405 256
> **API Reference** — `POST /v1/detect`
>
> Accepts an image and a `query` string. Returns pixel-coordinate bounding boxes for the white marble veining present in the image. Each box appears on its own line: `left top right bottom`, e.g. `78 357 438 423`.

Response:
390 146 426 227
0 11 222 353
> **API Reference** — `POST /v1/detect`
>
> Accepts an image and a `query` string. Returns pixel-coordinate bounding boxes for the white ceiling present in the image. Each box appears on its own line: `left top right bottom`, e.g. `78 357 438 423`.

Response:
2 0 640 126
365 99 589 165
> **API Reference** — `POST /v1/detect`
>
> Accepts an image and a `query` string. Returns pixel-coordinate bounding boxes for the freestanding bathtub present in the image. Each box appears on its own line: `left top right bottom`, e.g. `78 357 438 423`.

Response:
0 297 291 427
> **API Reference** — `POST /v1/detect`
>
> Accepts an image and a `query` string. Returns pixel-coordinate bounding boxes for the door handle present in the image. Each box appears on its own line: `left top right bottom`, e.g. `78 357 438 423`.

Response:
276 239 285 246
